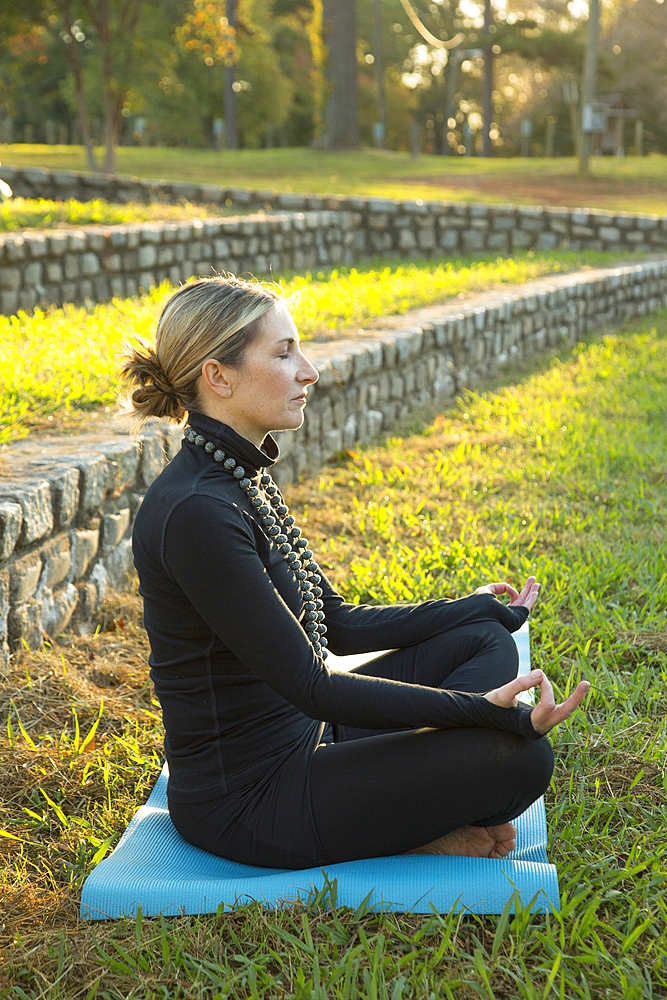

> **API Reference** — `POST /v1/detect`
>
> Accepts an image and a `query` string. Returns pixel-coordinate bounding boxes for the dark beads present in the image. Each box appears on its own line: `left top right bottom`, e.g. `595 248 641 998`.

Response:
239 478 252 490
300 581 313 591
262 515 276 527
314 600 323 609
296 570 307 581
319 636 328 647
275 534 288 545
205 441 216 453
258 504 271 516
306 562 318 573
247 487 259 498
303 550 313 561
312 641 322 654
251 497 263 508
267 526 280 536
279 543 292 554
283 515 295 527
276 504 289 517
303 601 316 611
233 466 245 479
286 551 298 563
260 474 271 485
296 539 308 549
316 611 324 622
223 458 236 471
213 450 225 463
311 586 323 597
305 611 318 622
310 574 321 585
304 620 318 632
195 435 206 447
290 527 301 538
265 484 277 495
316 623 326 633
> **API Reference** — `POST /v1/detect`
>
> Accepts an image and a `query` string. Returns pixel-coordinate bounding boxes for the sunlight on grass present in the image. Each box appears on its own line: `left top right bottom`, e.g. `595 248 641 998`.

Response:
4 145 667 213
0 197 239 232
0 248 632 443
1 312 666 997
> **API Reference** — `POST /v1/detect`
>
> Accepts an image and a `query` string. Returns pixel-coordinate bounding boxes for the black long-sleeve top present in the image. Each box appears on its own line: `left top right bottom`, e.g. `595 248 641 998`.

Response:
132 412 539 805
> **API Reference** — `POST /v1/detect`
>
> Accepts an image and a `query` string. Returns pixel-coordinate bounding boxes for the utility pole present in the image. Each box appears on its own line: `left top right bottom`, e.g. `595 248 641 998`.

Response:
373 0 387 149
578 0 600 177
481 0 494 157
224 0 238 149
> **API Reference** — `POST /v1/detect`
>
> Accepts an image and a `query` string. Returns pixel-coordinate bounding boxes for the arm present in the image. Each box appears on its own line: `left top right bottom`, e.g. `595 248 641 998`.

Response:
317 570 528 657
164 495 540 739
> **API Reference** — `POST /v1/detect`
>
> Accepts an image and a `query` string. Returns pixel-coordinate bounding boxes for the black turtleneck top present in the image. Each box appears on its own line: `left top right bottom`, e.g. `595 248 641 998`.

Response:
132 413 538 805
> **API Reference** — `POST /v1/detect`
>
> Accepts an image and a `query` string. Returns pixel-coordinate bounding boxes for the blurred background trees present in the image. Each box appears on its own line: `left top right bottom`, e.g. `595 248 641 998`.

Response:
0 0 665 161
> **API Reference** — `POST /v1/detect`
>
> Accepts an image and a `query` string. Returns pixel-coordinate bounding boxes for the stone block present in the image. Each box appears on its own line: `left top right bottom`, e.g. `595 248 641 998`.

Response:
64 453 108 512
8 599 42 648
0 502 22 560
138 245 158 268
48 465 80 527
10 553 43 602
70 527 100 580
0 481 53 545
1 290 19 314
23 261 43 286
103 538 134 590
138 434 165 488
40 535 71 589
98 440 139 491
5 239 25 262
398 229 417 251
0 267 21 289
41 583 78 638
64 254 80 280
102 508 131 554
599 226 621 242
45 261 64 284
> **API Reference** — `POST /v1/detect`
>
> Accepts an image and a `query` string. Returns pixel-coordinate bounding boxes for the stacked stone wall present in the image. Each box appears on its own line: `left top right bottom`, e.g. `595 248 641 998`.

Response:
2 163 667 305
2 256 666 661
0 210 358 316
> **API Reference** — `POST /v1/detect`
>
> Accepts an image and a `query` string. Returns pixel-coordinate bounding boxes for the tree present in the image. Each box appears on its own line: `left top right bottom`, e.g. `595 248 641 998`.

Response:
320 0 359 149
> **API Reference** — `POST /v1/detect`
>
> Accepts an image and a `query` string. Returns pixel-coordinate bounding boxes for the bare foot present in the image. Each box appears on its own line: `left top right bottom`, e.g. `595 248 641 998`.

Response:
407 822 517 860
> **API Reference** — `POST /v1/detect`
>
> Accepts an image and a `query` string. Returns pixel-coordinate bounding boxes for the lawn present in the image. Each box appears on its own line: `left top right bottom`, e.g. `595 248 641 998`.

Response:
3 145 667 215
0 197 240 232
0 247 631 444
1 309 666 997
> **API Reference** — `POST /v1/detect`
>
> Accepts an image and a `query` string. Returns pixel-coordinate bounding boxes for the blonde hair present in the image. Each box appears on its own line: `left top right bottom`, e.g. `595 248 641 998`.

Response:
120 275 282 424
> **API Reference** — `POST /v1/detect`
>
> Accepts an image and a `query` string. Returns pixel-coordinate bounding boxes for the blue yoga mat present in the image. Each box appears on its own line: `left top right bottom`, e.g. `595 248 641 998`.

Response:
81 624 559 919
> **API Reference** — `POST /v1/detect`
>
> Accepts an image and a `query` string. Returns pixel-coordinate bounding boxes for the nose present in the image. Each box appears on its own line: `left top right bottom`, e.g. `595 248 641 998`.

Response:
297 349 319 385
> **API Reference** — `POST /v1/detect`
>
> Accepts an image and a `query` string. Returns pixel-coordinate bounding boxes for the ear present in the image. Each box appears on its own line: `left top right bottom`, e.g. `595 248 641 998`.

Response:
201 358 235 399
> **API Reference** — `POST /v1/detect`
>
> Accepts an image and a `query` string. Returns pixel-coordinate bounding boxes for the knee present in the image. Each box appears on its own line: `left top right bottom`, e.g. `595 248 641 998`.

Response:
523 735 554 800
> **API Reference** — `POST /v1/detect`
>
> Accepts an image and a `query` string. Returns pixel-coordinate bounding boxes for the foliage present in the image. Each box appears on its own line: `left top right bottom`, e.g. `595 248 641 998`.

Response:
0 248 631 442
1 0 667 154
1 311 667 996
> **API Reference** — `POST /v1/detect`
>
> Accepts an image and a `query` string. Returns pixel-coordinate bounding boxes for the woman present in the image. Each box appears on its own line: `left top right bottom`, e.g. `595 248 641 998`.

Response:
125 274 589 870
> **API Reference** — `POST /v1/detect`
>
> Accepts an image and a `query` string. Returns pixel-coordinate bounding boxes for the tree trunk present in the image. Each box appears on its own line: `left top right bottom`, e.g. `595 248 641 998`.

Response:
55 0 98 171
321 0 359 150
481 0 494 157
224 0 238 149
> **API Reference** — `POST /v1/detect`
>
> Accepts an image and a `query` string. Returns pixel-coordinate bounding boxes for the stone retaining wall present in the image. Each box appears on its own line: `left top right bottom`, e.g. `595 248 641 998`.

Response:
2 255 666 663
0 210 359 315
2 163 667 317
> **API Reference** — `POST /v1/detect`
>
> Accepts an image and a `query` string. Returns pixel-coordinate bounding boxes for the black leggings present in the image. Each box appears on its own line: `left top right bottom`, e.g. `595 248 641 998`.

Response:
169 620 554 868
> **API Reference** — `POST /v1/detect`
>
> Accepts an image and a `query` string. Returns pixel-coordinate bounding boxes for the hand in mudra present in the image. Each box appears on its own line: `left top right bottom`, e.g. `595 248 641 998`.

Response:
475 575 540 612
484 669 590 735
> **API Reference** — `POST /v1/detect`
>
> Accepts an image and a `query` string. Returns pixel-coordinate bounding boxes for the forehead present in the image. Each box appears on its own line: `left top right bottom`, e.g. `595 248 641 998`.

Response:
260 301 299 343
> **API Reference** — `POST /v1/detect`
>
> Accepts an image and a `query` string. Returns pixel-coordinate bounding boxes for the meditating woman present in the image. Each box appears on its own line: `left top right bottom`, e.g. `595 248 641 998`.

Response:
124 275 589 870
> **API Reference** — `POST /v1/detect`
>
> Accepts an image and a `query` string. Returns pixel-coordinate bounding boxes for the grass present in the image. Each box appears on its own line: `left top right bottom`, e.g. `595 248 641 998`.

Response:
3 145 667 215
0 247 638 444
0 197 244 232
1 309 666 997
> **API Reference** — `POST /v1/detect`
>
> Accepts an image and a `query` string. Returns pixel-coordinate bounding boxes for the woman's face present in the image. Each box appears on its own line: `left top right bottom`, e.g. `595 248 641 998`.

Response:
207 301 319 447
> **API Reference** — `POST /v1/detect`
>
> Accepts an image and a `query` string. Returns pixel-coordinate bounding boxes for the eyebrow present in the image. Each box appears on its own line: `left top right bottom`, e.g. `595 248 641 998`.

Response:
277 337 296 346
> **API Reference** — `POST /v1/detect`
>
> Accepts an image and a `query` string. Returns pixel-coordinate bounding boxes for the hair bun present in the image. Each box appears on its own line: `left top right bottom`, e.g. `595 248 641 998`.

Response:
119 339 186 423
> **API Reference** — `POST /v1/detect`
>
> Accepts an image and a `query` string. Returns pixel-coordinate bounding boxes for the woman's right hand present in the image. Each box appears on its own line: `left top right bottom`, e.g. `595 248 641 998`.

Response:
484 669 590 735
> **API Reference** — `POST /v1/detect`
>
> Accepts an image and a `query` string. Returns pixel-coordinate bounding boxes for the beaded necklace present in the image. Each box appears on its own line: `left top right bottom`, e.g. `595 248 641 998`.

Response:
183 426 328 659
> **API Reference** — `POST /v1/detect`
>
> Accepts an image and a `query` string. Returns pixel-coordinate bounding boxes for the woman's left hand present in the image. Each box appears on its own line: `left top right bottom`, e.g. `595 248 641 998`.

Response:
474 576 540 612
484 669 590 735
